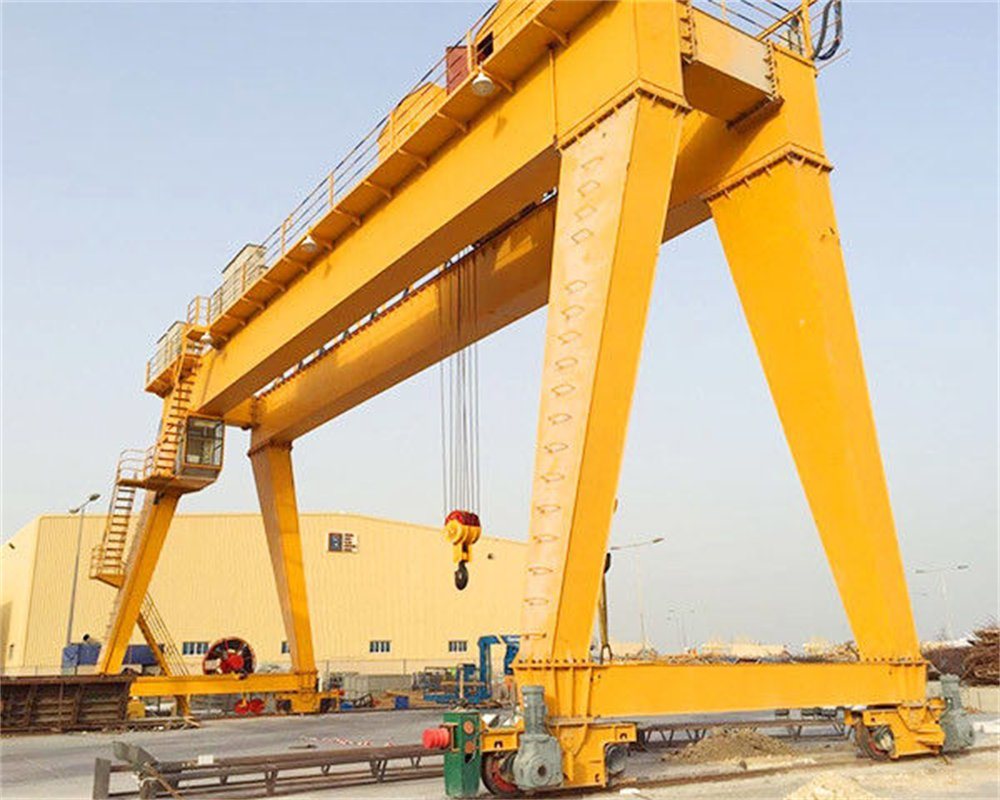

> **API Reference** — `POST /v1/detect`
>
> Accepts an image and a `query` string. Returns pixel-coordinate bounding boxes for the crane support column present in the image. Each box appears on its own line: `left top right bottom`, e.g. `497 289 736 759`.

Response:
520 92 687 663
706 152 921 661
249 442 319 711
98 492 180 673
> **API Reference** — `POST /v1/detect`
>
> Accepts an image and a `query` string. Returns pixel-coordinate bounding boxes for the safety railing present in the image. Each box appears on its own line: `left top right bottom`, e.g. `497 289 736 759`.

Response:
141 595 189 676
145 323 185 386
186 295 212 328
192 1 540 330
145 324 207 388
145 324 208 390
115 448 157 484
181 0 841 341
694 0 841 59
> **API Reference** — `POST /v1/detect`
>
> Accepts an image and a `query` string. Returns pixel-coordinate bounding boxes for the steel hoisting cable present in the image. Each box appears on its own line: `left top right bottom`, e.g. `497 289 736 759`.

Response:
440 251 481 518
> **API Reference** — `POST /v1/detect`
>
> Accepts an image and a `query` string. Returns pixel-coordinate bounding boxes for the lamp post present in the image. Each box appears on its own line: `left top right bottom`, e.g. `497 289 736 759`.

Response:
66 493 101 647
666 607 696 651
609 536 665 652
914 564 970 641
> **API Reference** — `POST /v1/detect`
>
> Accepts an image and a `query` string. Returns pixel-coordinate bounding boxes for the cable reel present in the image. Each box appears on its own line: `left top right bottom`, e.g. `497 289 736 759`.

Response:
202 637 256 676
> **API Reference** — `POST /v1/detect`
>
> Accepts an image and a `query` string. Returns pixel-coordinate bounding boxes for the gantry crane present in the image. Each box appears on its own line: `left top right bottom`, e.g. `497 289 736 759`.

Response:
91 0 970 777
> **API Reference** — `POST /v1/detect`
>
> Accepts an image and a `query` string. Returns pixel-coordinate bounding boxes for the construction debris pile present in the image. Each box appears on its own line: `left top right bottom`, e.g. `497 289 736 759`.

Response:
668 728 793 763
923 626 999 685
963 627 1000 685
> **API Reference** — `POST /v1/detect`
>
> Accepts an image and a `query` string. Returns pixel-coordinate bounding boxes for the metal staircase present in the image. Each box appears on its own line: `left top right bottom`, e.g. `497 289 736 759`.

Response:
89 452 149 585
151 341 200 478
89 484 188 677
90 335 207 679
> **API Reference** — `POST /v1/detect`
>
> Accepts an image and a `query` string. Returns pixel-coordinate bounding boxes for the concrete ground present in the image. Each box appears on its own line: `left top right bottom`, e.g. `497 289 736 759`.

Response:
0 709 443 799
1 710 997 800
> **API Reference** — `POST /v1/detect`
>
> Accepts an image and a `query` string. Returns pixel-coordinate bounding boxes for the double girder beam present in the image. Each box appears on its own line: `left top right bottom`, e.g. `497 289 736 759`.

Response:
101 0 931 751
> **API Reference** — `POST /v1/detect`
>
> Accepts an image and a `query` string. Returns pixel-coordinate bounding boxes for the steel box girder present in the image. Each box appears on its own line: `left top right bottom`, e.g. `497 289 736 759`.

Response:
513 661 929 719
191 2 820 422
241 46 823 442
130 671 312 698
250 201 556 447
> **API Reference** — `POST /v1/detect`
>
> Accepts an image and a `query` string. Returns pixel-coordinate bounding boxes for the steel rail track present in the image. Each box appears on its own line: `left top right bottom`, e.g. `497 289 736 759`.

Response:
636 716 847 748
94 728 998 799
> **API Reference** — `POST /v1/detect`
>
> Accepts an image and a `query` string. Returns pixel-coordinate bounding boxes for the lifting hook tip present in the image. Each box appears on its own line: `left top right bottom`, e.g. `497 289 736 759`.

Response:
455 561 469 591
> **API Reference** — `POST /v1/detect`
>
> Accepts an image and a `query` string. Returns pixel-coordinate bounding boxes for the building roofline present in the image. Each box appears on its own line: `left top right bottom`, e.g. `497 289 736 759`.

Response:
28 511 525 545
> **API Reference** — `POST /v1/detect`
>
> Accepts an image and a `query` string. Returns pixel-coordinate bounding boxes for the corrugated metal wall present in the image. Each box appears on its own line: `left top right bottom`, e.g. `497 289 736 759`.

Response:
1 517 40 669
3 513 525 673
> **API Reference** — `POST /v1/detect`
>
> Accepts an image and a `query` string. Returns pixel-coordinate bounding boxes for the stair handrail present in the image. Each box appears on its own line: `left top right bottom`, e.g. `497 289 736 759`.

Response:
141 595 189 676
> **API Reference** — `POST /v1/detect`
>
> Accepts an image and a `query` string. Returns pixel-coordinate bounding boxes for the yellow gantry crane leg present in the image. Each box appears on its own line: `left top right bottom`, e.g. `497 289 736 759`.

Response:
707 154 921 661
521 94 687 662
98 492 180 673
496 4 950 788
249 442 320 711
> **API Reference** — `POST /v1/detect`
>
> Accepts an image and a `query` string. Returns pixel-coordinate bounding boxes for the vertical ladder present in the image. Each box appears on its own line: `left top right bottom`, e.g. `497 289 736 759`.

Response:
152 384 192 477
152 339 200 477
90 453 147 585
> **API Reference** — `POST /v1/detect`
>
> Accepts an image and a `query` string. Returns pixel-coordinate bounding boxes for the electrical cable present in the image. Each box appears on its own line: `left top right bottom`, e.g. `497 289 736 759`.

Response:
812 0 843 61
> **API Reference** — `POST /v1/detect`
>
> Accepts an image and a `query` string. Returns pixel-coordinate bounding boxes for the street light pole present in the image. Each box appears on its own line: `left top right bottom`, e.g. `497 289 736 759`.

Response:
609 536 665 652
914 564 970 641
665 607 695 651
66 492 101 647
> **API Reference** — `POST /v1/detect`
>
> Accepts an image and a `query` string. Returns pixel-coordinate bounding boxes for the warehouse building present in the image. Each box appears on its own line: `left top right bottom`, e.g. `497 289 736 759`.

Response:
1 512 525 675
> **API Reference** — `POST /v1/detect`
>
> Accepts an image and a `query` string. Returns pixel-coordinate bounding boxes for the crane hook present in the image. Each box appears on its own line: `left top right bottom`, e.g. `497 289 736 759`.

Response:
444 510 481 592
455 561 469 591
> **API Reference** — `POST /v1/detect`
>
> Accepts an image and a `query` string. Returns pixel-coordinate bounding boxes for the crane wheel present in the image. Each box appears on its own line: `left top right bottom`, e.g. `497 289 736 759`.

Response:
455 562 469 591
482 752 519 797
853 721 893 761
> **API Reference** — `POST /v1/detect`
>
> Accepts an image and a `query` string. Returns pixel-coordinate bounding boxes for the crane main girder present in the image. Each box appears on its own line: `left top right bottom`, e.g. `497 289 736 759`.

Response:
188 1 823 424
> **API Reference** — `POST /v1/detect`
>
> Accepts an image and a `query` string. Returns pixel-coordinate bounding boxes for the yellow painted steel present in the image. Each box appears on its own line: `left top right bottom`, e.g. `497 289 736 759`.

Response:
96 0 941 751
520 94 687 661
131 671 309 698
250 442 320 709
249 201 556 448
707 153 921 661
844 703 946 758
188 2 787 420
444 514 482 567
513 661 929 718
98 492 179 673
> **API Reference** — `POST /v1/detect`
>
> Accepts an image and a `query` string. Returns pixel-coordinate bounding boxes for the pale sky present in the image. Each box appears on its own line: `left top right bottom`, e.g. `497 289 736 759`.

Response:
2 2 997 650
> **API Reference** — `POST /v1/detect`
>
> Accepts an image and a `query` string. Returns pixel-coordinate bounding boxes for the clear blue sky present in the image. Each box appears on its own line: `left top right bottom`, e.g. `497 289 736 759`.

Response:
2 2 997 649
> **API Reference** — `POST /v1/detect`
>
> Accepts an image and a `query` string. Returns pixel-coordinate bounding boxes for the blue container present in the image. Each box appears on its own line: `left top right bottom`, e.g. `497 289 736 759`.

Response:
394 695 410 710
61 642 161 670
